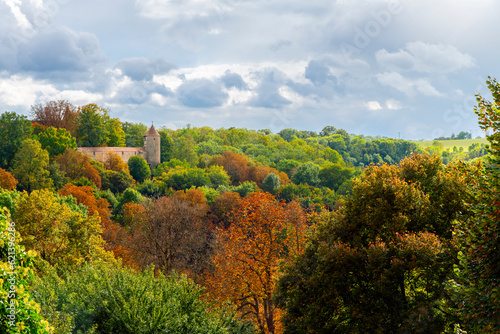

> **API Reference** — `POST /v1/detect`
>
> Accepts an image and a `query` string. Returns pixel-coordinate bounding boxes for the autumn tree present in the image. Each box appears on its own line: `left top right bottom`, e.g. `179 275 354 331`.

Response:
56 183 132 264
216 151 251 184
451 76 500 332
55 148 102 188
104 151 130 173
58 184 111 224
129 194 209 277
275 154 469 333
209 191 242 228
206 192 307 334
30 100 79 136
0 168 17 191
0 111 32 169
11 139 53 192
0 210 53 333
14 189 108 268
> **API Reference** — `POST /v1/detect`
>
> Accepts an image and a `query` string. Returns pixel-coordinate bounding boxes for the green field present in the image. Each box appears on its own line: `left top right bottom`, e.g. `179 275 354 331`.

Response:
414 138 489 152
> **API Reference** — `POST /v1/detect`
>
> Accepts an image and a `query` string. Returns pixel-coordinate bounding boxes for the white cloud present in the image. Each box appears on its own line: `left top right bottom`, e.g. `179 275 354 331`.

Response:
376 72 443 97
4 0 33 30
365 101 382 110
376 42 475 73
0 75 57 107
136 0 216 19
386 99 401 110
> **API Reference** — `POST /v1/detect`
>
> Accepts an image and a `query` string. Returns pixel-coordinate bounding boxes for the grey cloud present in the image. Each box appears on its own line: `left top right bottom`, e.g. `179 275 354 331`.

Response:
16 27 106 75
248 69 291 109
116 81 173 104
115 58 176 81
159 15 216 50
269 40 292 52
219 71 247 90
376 42 476 74
305 60 337 86
177 78 228 108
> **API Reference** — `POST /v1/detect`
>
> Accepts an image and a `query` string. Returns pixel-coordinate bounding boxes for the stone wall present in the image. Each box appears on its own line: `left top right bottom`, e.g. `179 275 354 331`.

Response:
77 147 146 164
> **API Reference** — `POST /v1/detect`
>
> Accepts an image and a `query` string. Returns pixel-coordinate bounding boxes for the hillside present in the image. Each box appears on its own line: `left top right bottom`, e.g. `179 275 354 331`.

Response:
414 138 488 152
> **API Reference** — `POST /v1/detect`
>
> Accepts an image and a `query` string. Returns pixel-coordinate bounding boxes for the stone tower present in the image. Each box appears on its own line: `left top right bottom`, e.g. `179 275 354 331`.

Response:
144 124 161 168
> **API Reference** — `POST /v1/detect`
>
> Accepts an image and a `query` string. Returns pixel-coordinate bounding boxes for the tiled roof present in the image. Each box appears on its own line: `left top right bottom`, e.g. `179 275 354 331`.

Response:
145 125 160 137
77 147 145 153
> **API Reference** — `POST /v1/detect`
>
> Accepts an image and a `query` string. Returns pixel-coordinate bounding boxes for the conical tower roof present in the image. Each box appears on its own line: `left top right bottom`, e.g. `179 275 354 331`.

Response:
145 124 160 137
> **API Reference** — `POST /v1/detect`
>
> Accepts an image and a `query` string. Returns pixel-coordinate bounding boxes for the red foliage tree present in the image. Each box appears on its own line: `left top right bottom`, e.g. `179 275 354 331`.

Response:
30 100 79 136
205 192 307 334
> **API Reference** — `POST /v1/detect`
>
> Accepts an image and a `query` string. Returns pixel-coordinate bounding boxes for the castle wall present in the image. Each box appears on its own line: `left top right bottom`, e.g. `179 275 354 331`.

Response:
77 147 146 164
77 125 160 167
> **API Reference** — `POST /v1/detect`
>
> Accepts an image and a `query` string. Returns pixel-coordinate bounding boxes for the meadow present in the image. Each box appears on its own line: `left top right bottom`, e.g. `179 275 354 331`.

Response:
414 138 488 152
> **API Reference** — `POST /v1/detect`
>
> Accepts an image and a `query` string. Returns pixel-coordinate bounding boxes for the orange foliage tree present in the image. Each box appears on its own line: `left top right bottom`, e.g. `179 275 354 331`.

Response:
0 168 17 190
58 183 138 266
205 192 307 334
216 151 290 187
104 151 130 173
216 151 250 184
56 148 101 188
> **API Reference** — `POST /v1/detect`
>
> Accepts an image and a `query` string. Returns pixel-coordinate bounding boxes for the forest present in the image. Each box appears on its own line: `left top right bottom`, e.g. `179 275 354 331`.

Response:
0 78 499 334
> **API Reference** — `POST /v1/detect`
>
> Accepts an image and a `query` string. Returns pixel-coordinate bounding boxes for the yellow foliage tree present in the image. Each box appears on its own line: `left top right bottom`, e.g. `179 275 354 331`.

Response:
14 189 108 268
105 151 130 174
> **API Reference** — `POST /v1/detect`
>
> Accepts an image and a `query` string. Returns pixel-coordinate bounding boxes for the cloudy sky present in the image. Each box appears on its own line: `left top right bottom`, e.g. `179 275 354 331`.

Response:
1 0 498 139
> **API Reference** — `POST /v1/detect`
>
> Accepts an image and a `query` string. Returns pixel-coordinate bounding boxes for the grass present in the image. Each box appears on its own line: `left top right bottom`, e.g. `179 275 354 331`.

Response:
414 138 489 152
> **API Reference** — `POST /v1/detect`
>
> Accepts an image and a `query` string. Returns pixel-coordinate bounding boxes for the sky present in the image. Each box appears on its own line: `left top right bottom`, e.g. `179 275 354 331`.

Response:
1 0 499 140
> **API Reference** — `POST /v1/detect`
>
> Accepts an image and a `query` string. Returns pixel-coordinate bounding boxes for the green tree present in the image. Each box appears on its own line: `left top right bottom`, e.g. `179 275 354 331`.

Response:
0 112 32 169
77 104 108 147
30 261 253 334
206 165 231 188
105 116 126 147
159 129 174 163
127 155 151 183
156 167 210 191
318 163 353 191
122 122 147 147
276 154 468 333
262 172 280 193
37 126 77 158
173 132 198 167
11 139 53 192
277 159 301 177
107 170 134 193
291 162 320 187
451 76 500 333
